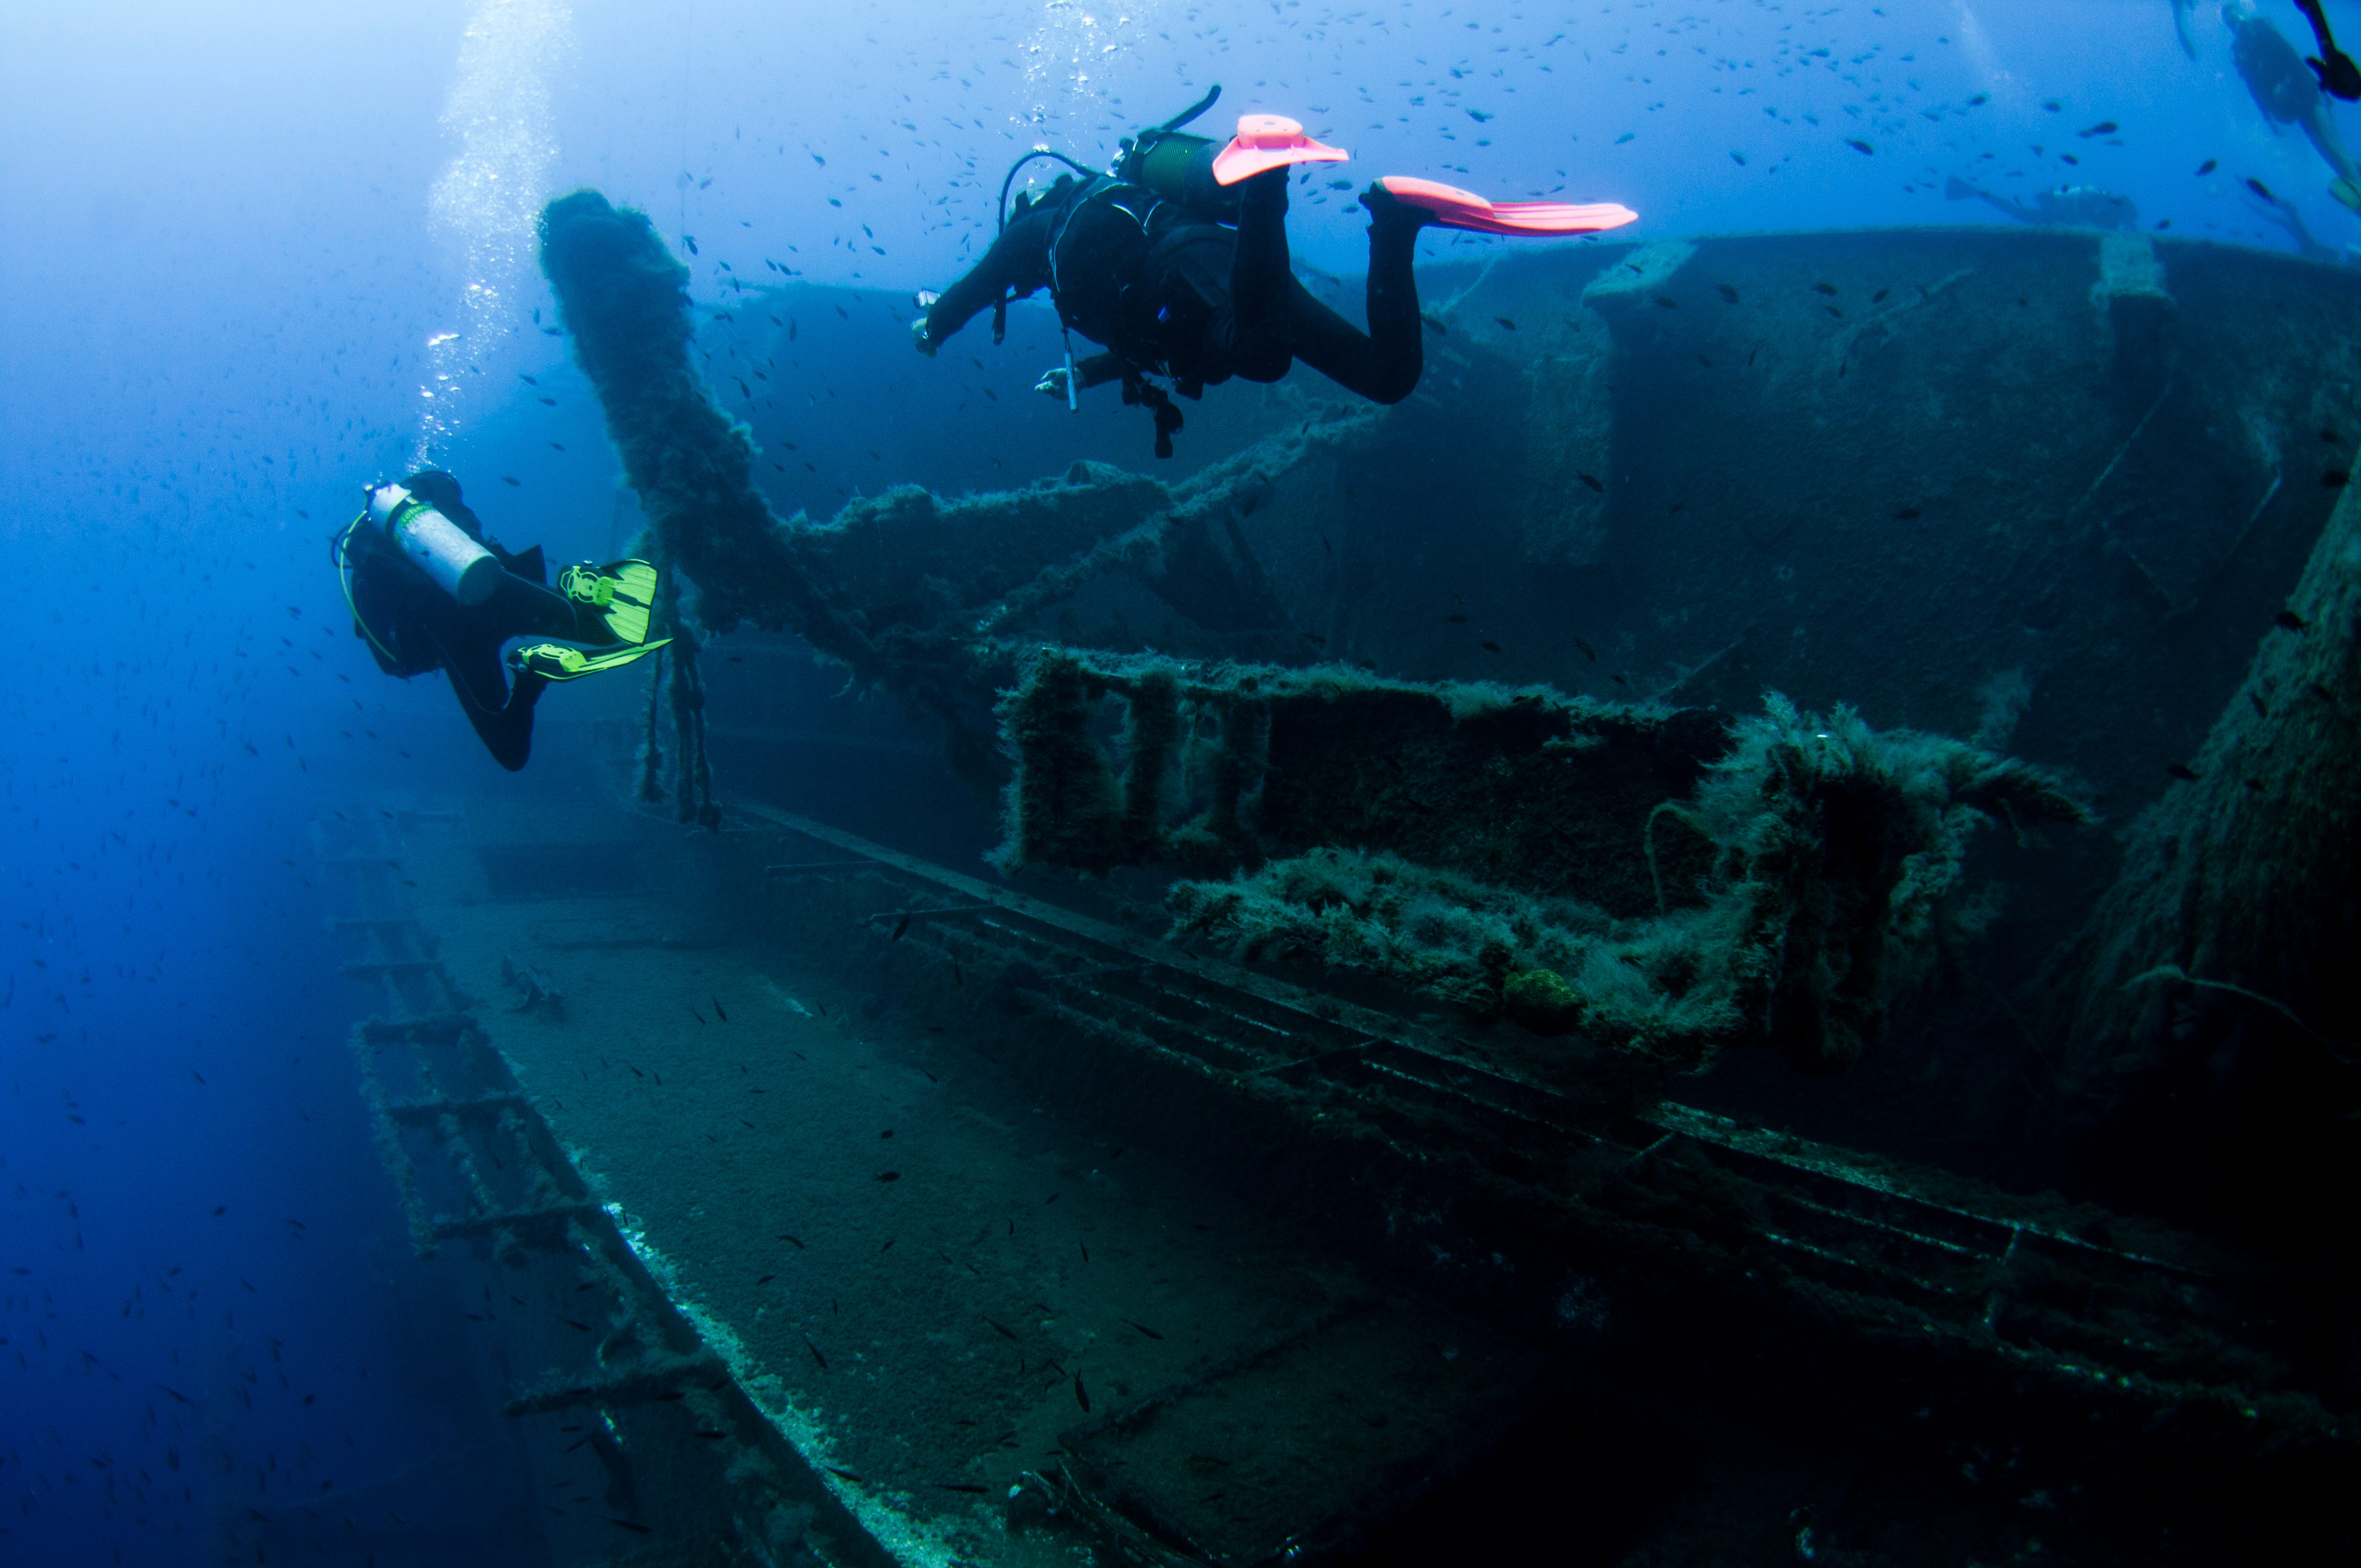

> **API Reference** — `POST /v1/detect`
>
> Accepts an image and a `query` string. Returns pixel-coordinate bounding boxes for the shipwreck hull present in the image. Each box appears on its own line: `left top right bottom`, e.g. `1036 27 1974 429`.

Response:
324 214 2361 1560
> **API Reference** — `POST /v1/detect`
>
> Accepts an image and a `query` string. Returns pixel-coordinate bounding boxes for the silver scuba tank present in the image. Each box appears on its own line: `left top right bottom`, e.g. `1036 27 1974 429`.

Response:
365 482 502 607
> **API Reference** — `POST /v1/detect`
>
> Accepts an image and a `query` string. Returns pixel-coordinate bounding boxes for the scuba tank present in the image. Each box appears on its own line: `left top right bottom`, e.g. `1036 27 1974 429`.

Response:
994 86 1235 234
1112 84 1237 222
1114 129 1234 220
364 482 502 606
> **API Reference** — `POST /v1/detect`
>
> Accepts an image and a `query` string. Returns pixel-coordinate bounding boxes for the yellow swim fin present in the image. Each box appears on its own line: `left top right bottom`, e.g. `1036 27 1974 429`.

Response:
508 637 671 682
557 559 661 645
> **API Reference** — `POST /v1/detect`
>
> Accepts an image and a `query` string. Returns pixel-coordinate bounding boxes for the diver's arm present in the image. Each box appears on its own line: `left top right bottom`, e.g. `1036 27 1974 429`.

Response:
915 207 1055 352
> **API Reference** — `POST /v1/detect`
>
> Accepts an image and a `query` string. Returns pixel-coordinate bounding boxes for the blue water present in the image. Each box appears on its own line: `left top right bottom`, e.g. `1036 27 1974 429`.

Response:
5 2 2356 1562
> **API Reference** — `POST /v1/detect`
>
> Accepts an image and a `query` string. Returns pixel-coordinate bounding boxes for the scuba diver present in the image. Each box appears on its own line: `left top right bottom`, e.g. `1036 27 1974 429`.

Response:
2223 0 2361 211
1943 175 2140 230
333 470 665 771
909 88 1635 457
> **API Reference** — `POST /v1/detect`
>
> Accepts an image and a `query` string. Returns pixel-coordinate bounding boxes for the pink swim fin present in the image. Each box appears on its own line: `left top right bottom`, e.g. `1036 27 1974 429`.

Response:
1212 115 1351 185
1379 175 1638 237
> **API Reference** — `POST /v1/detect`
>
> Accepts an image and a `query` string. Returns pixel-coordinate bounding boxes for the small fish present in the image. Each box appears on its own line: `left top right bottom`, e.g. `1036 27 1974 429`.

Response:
2197 158 2217 176
891 913 911 941
712 995 728 1022
1967 93 1990 106
519 373 537 385
1577 472 1604 493
2078 121 2118 139
776 1233 806 1249
1420 311 1449 335
1611 672 1630 687
985 1317 1018 1341
1893 506 1922 521
1481 640 1503 653
953 961 962 985
803 1334 830 1371
2166 762 2200 782
1731 150 1746 166
1615 131 1634 144
691 1008 706 1025
2275 608 2311 630
2248 177 2277 203
1078 1241 1090 1263
1446 613 1469 624
875 1170 901 1182
1122 1318 1165 1341
1846 139 1874 155
1494 316 1518 331
1716 283 1739 304
683 235 699 255
538 395 557 405
1467 108 1494 122
609 1518 655 1534
1073 1371 1091 1412
1653 294 1678 309
1574 637 1599 662
1872 288 1889 303
1813 282 1838 296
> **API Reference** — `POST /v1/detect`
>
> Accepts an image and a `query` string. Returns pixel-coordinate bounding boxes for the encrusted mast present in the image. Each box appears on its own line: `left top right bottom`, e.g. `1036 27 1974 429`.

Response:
534 187 2105 1073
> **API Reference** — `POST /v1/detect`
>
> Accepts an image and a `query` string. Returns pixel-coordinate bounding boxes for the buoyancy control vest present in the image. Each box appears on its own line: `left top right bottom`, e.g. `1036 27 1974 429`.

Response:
1046 178 1239 387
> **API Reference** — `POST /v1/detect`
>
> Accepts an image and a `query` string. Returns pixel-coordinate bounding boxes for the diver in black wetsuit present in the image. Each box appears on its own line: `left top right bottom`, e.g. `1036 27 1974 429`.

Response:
2224 0 2361 211
913 156 1432 457
335 470 661 771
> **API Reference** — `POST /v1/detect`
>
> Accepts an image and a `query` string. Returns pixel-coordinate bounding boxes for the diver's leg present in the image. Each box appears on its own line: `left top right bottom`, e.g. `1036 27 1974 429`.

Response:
454 569 622 653
433 625 514 714
494 571 617 644
446 666 548 772
2300 104 2361 196
1288 193 1426 405
1226 168 1295 383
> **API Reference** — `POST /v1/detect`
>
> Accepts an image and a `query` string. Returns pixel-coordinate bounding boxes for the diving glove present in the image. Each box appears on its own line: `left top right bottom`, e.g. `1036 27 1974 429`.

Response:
507 637 672 683
557 559 660 645
911 291 940 356
1033 366 1072 399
